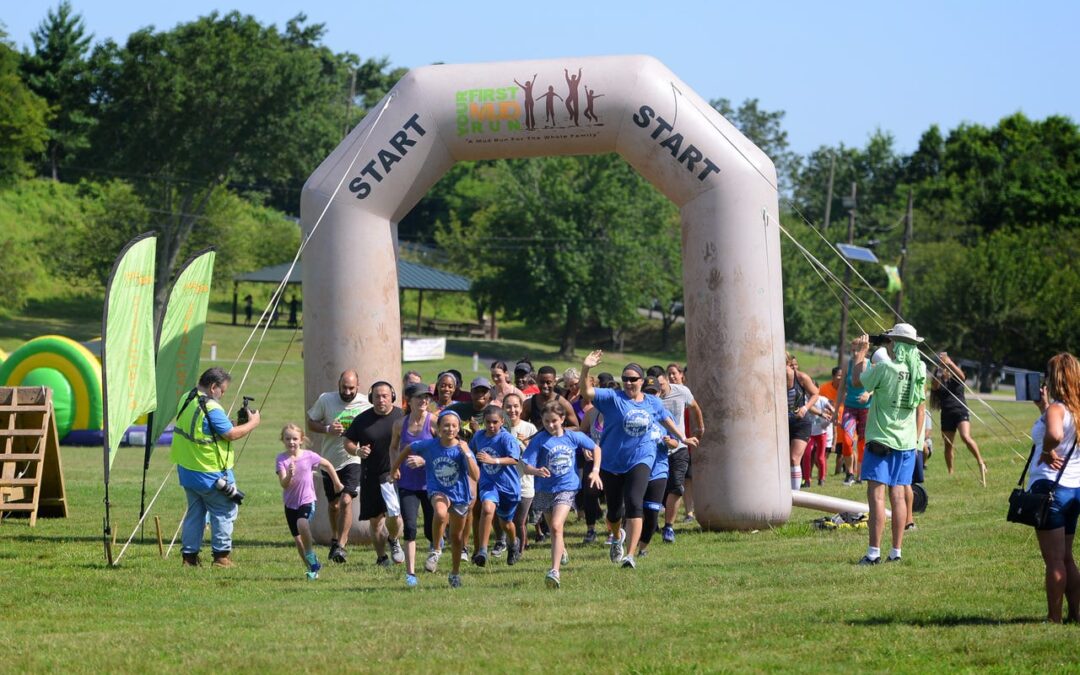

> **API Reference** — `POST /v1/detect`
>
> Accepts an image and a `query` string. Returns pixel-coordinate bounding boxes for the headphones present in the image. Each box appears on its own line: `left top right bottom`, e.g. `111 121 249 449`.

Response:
368 380 397 404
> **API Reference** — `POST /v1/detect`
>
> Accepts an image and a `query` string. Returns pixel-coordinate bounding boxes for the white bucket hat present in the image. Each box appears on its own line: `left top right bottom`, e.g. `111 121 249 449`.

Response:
880 323 923 344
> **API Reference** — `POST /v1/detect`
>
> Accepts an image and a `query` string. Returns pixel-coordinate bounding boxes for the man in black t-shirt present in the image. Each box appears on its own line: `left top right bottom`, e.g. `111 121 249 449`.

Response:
344 381 406 567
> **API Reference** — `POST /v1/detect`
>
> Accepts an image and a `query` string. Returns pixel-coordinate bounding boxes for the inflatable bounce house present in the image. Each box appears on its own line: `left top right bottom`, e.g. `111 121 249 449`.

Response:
0 335 170 446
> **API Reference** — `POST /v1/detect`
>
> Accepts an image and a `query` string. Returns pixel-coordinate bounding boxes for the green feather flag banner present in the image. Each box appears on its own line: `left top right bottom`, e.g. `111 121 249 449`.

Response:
102 233 158 481
150 249 215 446
883 264 902 294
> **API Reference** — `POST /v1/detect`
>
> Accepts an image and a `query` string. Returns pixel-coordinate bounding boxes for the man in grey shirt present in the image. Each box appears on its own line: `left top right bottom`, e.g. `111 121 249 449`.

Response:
306 370 371 563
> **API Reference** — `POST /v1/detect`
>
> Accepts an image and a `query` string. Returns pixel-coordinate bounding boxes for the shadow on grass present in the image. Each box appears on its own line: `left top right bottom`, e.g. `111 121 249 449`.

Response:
848 614 1045 627
5 533 294 550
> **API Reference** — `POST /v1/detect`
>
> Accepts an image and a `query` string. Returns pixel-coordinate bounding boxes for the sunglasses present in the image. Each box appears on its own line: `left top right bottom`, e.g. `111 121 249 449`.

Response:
622 376 641 383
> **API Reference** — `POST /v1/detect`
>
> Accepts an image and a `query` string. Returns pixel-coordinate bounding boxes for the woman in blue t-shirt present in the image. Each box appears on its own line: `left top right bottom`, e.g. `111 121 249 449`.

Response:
392 409 479 589
580 349 698 570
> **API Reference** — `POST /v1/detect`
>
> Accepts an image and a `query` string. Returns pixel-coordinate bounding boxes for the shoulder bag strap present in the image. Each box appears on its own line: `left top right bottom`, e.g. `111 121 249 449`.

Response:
1016 444 1038 488
1049 435 1079 488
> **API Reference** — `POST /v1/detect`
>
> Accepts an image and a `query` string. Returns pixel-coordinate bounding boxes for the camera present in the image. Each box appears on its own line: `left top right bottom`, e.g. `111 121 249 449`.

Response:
213 477 246 505
237 396 256 425
869 334 889 347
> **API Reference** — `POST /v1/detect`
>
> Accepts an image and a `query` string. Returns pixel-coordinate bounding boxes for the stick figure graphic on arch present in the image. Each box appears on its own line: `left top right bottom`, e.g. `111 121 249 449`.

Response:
301 55 863 536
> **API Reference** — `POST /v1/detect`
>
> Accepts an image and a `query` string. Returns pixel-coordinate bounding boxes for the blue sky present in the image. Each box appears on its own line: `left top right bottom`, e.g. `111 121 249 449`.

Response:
4 1 1077 157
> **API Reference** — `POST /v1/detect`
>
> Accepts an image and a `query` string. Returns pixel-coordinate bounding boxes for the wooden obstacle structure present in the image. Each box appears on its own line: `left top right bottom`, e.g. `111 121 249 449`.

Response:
0 387 67 525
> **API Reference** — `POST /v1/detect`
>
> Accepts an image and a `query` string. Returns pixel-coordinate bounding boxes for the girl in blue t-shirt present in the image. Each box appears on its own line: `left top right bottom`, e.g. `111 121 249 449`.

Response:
522 400 602 589
470 405 522 567
392 409 479 588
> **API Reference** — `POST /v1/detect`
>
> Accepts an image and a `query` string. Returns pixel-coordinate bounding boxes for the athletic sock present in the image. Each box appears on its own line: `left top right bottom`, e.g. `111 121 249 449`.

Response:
304 551 318 569
867 546 881 560
890 547 901 559
790 467 802 490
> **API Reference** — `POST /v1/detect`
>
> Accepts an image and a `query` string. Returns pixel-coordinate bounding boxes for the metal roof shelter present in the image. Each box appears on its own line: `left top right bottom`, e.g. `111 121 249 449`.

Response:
231 260 473 331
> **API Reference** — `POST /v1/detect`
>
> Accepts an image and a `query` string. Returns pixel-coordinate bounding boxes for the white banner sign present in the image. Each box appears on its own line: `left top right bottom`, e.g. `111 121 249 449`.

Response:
403 337 446 362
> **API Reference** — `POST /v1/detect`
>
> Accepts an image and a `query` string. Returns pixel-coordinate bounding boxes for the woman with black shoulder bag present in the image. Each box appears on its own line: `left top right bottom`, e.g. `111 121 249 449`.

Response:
1027 353 1080 624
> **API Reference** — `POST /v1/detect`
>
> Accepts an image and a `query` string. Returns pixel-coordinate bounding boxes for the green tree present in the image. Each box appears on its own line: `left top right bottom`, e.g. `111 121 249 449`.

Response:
0 29 50 183
904 227 1075 382
437 154 677 357
711 97 798 192
911 114 1080 244
82 12 386 308
20 1 94 180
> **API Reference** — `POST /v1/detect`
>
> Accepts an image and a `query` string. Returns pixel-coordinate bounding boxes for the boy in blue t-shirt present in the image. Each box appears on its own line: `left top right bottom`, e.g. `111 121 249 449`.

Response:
469 405 522 567
639 414 678 557
522 400 601 589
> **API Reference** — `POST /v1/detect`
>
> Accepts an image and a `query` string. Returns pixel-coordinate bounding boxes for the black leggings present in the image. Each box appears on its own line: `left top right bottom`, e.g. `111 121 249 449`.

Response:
639 477 668 546
601 463 652 522
576 474 603 528
399 488 433 544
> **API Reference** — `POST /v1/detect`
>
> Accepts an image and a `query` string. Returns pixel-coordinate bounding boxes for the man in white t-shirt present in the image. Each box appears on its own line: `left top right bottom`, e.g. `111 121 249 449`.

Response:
647 366 705 543
306 370 371 563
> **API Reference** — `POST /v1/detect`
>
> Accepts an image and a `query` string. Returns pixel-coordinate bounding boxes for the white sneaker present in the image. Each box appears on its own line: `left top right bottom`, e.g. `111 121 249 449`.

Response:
609 528 626 563
424 549 441 573
545 569 561 589
389 538 405 564
561 549 570 565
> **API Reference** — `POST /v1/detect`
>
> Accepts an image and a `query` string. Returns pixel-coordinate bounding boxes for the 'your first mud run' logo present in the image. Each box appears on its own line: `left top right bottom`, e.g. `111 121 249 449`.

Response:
455 67 605 137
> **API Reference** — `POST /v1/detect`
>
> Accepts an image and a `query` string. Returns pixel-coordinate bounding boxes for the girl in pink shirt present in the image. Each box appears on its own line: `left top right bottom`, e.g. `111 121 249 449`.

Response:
276 424 343 579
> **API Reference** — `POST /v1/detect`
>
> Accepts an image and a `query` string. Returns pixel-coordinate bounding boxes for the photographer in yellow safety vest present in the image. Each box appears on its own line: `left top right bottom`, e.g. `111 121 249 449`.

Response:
171 367 261 568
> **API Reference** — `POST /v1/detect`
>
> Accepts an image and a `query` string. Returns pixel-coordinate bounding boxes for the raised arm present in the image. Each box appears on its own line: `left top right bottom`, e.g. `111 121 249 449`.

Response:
939 353 965 380
581 350 602 403
850 335 871 388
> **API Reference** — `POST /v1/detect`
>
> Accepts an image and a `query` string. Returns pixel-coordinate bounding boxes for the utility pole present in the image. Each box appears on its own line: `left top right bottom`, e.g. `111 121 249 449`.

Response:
821 153 836 232
342 69 357 139
836 182 856 370
893 188 914 315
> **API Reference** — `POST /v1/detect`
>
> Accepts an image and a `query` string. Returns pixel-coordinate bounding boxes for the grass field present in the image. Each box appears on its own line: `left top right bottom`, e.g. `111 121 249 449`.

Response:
1 316 1075 673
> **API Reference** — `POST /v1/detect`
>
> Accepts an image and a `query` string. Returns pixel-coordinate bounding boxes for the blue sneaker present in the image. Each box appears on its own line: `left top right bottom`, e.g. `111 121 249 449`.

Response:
662 525 675 544
405 573 418 588
306 570 319 580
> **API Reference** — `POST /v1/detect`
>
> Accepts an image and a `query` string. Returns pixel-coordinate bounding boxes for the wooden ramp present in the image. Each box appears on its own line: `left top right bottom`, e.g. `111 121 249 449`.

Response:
0 387 67 525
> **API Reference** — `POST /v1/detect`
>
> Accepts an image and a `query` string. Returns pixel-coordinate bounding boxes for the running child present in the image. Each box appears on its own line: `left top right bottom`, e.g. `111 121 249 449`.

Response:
504 393 538 557
391 409 479 588
470 405 523 567
275 424 344 579
637 384 678 559
522 401 602 589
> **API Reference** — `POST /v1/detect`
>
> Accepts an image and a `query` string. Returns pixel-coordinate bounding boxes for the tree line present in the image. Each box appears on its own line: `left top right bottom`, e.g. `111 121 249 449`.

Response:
2 4 1079 373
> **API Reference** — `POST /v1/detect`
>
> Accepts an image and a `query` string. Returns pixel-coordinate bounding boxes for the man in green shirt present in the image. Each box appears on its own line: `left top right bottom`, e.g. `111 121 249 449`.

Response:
850 323 927 565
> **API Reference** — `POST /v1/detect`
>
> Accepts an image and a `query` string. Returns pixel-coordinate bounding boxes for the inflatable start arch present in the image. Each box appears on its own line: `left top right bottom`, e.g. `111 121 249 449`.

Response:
301 55 789 534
